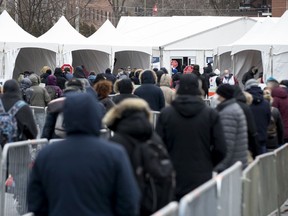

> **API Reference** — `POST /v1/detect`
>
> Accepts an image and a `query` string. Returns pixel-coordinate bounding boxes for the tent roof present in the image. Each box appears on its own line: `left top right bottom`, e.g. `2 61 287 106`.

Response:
39 16 110 53
0 10 55 51
270 10 288 54
89 19 152 55
116 16 253 47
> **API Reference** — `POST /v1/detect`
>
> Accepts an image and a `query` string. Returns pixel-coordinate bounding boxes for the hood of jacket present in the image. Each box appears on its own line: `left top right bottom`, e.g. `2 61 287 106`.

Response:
233 85 246 103
29 74 40 86
160 74 172 87
74 66 86 78
103 98 153 140
64 93 102 136
272 87 288 99
139 70 157 84
47 75 57 86
3 79 22 99
172 95 206 117
20 78 32 89
246 86 264 104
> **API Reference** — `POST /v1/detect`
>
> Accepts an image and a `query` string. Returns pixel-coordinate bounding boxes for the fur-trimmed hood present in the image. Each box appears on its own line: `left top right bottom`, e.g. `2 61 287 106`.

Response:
103 98 153 139
139 69 157 84
113 78 133 94
160 74 172 87
103 98 152 127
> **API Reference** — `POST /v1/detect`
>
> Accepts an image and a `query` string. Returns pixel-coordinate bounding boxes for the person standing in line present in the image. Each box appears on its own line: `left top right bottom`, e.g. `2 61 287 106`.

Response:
214 84 248 172
159 74 176 106
156 74 226 200
1 79 37 215
134 69 165 111
27 93 140 216
245 79 271 153
271 84 288 144
233 86 260 159
112 79 138 104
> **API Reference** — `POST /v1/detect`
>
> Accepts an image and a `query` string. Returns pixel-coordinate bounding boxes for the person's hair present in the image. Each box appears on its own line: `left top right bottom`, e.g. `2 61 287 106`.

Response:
94 80 113 98
243 91 253 105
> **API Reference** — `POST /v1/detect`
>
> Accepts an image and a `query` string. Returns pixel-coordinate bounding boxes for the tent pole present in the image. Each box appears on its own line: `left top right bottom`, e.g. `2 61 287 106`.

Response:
159 46 163 68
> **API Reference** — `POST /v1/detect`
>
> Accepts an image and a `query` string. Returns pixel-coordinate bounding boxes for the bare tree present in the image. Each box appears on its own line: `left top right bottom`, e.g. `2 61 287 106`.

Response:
107 0 127 22
5 0 94 36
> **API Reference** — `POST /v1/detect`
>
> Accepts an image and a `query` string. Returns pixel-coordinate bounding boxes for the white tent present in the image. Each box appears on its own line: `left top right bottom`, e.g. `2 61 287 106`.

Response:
0 10 57 81
116 16 257 72
214 12 288 83
38 16 111 73
89 20 152 73
214 17 276 84
269 11 288 81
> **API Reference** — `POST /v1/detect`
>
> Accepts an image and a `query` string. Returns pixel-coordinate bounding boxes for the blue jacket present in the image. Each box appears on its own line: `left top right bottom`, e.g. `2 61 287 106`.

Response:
28 93 140 216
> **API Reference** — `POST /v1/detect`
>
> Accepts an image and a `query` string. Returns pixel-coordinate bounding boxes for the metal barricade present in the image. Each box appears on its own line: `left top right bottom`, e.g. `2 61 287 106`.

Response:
0 139 48 216
275 144 288 208
242 158 260 216
151 111 160 130
100 128 112 139
151 201 178 216
217 161 242 216
257 153 278 216
204 99 211 107
30 106 47 138
178 178 218 216
48 139 64 144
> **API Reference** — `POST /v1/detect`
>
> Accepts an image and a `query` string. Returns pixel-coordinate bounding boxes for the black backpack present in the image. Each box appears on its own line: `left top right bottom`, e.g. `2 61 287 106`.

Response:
127 135 175 214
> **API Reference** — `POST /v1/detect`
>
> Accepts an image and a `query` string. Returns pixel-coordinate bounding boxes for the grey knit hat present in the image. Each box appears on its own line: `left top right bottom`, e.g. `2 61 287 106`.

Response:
244 79 258 90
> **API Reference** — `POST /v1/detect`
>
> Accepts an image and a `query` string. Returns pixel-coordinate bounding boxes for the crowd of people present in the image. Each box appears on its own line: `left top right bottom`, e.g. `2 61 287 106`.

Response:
0 63 287 216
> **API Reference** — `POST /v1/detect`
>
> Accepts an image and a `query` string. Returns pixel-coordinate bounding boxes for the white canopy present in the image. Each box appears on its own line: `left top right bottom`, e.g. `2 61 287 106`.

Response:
214 11 288 83
89 20 152 72
0 10 57 81
38 16 112 72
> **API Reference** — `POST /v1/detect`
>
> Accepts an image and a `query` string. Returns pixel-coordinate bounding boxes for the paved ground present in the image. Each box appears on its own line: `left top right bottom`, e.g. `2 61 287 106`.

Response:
4 193 20 216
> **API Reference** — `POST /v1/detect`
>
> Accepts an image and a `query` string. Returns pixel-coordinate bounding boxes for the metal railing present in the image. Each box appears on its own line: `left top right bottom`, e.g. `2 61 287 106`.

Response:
151 202 178 216
29 106 47 138
0 139 48 216
178 161 242 216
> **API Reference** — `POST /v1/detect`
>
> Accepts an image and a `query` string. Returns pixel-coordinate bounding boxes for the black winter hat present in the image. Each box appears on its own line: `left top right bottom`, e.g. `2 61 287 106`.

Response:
177 73 201 96
216 84 234 100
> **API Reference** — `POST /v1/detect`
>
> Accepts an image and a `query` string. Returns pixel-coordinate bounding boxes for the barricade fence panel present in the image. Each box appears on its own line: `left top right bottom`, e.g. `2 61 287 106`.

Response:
242 158 260 216
29 106 47 138
179 178 218 216
151 111 160 130
0 139 48 216
257 153 278 216
217 162 242 216
151 201 178 216
275 144 288 207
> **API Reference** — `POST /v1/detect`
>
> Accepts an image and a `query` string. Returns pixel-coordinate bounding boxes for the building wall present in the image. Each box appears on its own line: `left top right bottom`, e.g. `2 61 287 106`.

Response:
272 0 288 16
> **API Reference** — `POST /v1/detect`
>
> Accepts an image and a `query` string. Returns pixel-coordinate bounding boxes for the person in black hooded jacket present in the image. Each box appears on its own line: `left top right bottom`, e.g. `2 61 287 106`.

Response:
245 79 271 153
112 78 138 104
0 79 37 142
54 67 67 90
134 69 165 111
28 93 140 216
156 73 226 200
103 98 170 215
1 79 37 215
233 85 260 158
